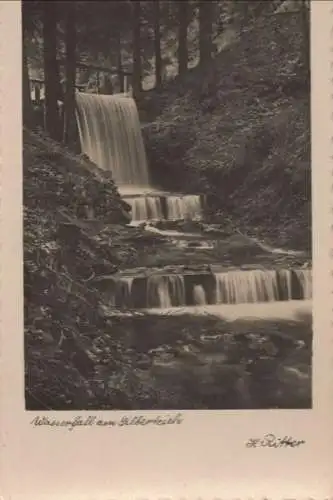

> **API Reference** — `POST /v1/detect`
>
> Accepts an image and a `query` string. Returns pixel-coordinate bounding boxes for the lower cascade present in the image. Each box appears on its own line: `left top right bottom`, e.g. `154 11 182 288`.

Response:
107 269 312 310
294 269 312 299
147 275 186 308
215 270 279 304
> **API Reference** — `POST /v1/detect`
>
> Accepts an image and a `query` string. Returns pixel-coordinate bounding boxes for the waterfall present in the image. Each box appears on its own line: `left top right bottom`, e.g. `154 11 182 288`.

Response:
125 193 203 222
146 275 186 308
147 276 172 309
75 92 204 223
215 270 279 304
166 195 202 220
169 275 186 307
279 269 293 300
111 277 134 308
108 269 312 310
294 269 312 299
126 196 163 221
75 92 150 187
193 285 207 305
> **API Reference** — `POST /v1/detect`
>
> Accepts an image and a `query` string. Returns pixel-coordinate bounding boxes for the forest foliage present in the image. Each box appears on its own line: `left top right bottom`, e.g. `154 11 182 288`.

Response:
23 1 309 139
141 4 311 250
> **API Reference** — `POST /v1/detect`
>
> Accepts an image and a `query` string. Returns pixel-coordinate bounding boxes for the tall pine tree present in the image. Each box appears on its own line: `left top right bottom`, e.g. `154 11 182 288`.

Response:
154 1 162 88
199 0 214 66
132 1 142 99
178 0 188 76
63 2 77 145
43 1 61 140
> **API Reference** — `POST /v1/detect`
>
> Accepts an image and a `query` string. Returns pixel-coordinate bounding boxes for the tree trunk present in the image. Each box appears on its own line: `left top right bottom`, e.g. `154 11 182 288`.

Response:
199 0 214 66
96 72 100 93
102 74 114 95
43 1 60 140
35 84 41 104
63 2 77 145
154 1 162 88
301 0 310 78
132 1 142 100
237 1 250 31
178 0 188 76
22 33 33 129
116 31 124 93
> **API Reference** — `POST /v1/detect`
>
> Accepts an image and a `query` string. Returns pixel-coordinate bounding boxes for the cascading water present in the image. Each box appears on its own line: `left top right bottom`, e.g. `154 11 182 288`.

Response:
74 91 311 326
193 285 207 305
107 269 312 310
214 269 312 305
126 196 164 221
75 92 150 187
279 269 293 301
110 277 134 308
124 194 203 222
215 270 279 304
146 275 186 308
75 92 204 223
125 194 203 222
167 195 202 220
294 269 312 299
169 275 187 307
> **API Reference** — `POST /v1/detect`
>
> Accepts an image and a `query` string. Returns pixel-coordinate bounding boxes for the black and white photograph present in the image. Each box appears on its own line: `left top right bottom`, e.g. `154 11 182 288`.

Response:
23 0 312 411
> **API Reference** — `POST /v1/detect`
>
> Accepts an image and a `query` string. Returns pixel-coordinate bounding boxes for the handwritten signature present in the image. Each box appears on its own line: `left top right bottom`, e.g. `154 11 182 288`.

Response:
246 433 305 448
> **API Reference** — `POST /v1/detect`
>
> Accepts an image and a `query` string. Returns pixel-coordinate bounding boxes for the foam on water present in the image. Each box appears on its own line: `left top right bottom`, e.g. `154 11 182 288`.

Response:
144 300 312 322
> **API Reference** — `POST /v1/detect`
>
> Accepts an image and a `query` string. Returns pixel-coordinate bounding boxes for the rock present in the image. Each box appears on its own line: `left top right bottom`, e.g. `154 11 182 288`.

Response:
200 333 222 343
240 263 265 270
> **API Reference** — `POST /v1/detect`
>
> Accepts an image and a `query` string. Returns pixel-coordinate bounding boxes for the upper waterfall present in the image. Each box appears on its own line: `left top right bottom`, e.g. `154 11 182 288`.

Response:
75 92 150 187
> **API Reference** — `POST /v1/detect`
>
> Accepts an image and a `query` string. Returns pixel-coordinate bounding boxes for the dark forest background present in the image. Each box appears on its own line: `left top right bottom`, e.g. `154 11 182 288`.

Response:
23 1 310 140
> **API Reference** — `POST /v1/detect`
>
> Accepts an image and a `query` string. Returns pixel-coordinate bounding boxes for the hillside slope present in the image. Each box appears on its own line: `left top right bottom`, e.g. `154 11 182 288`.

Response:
24 129 165 409
142 12 311 251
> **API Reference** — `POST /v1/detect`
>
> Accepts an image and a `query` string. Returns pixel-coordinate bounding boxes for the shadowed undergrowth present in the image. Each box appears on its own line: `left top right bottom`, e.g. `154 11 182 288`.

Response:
142 12 310 251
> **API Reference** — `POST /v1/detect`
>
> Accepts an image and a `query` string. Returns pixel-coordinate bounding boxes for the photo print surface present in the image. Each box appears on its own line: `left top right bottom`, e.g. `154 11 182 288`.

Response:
23 0 312 411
